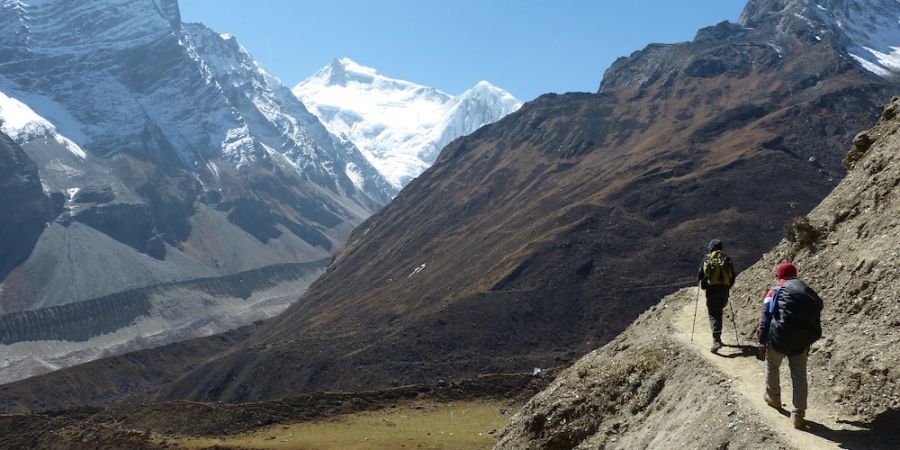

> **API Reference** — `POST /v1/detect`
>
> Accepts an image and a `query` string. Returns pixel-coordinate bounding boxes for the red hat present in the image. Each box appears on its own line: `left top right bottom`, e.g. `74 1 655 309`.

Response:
775 262 798 279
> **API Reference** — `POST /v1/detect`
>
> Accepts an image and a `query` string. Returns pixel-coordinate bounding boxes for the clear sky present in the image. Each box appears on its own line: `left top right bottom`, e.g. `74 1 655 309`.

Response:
180 0 748 101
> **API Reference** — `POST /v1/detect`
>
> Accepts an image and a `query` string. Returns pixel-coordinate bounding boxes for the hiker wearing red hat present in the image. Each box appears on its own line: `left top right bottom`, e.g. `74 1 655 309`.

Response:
757 262 824 430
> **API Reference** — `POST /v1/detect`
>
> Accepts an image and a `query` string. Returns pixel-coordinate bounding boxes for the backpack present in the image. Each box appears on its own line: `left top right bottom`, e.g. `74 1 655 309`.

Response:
767 279 824 355
703 250 734 286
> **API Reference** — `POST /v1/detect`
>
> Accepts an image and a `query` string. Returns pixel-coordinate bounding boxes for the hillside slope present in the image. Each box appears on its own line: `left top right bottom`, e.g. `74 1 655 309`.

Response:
497 97 900 449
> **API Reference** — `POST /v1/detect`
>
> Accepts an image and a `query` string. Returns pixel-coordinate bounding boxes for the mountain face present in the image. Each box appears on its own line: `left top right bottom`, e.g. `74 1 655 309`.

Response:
1 0 898 411
0 0 390 382
741 0 900 78
293 58 522 189
0 131 62 286
497 97 900 450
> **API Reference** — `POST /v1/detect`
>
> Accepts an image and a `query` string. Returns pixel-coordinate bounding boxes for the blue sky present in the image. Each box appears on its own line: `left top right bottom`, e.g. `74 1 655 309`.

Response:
180 1 748 101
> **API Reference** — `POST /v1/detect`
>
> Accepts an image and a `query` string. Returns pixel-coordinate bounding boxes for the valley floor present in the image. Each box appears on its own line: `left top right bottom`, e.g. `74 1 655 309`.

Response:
0 372 546 449
166 399 513 450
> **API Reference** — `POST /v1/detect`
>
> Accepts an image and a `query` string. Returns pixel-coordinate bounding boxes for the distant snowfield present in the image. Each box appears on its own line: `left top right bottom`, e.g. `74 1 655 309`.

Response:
294 58 522 189
807 0 900 77
0 90 87 159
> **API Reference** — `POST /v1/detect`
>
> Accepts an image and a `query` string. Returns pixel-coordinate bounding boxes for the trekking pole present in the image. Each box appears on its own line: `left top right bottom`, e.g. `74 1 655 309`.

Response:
691 283 701 342
728 296 742 347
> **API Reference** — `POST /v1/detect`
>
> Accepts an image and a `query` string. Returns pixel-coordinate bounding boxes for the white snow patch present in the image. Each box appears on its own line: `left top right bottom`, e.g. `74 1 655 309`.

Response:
207 161 220 181
408 263 427 278
66 187 80 199
804 0 900 78
851 53 894 76
0 90 88 159
345 161 365 190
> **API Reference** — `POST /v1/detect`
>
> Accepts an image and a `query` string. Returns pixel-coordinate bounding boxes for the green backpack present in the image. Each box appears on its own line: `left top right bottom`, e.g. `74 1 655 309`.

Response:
704 250 734 286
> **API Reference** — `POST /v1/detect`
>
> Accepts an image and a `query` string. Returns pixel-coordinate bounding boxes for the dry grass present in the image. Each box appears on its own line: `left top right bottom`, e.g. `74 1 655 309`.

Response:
168 400 515 450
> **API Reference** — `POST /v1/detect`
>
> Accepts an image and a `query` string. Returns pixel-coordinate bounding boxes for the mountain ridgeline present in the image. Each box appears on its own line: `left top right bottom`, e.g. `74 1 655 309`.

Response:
1 0 897 413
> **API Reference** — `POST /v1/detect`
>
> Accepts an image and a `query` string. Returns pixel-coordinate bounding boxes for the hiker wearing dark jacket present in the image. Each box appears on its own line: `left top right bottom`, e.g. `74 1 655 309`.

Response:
757 262 824 430
697 239 736 353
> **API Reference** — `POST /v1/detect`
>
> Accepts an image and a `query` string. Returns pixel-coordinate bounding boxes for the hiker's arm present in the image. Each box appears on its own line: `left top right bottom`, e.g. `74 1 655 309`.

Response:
697 263 708 290
757 289 775 345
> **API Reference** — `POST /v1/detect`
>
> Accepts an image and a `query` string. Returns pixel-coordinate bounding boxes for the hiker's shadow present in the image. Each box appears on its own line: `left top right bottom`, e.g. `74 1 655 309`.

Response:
716 344 757 359
796 408 899 449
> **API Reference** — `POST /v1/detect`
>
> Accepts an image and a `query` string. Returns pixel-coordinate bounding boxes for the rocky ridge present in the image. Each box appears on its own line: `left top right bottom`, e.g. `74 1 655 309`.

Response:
497 97 900 449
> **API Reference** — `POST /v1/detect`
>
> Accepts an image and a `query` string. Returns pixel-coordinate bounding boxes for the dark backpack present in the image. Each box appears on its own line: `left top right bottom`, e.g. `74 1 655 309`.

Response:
767 279 824 355
703 250 735 286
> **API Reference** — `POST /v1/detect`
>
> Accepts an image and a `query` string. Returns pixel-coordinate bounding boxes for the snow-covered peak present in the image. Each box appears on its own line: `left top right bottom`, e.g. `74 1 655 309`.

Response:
741 0 900 78
458 80 521 105
181 26 394 201
810 0 900 77
294 59 522 188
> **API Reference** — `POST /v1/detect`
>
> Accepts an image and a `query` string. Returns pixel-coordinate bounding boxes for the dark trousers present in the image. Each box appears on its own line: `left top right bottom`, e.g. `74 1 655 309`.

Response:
705 285 729 343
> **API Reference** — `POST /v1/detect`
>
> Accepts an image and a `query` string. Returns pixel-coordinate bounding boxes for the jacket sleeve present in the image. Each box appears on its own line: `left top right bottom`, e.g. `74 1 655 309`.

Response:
758 289 776 345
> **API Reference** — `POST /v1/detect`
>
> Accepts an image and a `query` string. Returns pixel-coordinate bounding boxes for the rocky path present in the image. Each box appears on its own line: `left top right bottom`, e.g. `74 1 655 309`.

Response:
672 289 864 450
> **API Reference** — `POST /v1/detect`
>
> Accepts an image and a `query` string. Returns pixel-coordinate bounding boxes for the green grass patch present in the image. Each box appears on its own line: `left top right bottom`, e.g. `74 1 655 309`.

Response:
167 399 515 449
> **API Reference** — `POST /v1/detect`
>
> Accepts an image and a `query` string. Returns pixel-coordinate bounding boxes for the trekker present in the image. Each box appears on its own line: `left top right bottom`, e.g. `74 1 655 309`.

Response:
697 239 736 353
757 262 824 430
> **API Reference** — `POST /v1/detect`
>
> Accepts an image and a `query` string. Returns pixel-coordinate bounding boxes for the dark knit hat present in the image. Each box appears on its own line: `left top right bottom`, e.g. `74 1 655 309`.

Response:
707 239 723 252
775 262 798 279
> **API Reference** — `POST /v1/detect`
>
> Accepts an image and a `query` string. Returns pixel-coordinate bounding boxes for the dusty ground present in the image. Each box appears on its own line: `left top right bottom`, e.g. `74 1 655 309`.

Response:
672 289 875 450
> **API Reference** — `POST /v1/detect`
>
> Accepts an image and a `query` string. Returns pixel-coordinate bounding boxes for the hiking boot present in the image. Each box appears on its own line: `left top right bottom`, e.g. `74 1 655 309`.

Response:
764 392 781 410
791 411 805 430
710 341 723 353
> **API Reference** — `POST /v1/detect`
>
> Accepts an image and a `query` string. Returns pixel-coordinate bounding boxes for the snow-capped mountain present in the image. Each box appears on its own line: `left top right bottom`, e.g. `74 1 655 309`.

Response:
180 24 394 202
0 0 393 382
294 58 522 188
741 0 900 78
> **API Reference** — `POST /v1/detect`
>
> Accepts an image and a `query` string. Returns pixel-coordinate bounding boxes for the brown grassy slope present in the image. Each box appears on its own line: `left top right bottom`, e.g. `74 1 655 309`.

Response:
496 97 900 449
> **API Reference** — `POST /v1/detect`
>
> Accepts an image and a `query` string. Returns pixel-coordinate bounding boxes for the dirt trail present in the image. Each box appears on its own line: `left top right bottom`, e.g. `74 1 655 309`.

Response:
672 289 864 450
